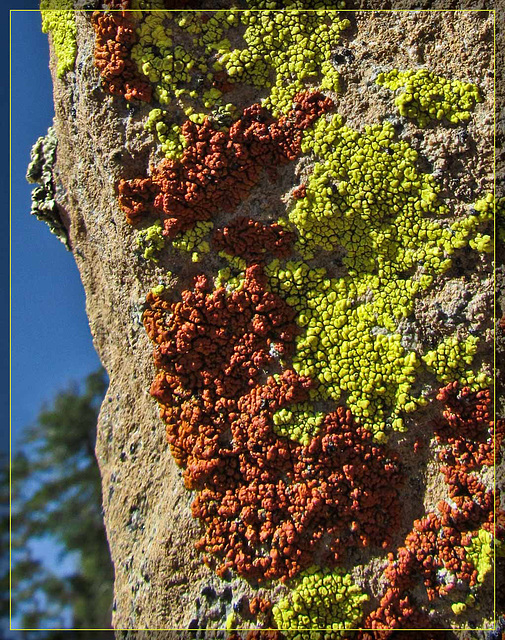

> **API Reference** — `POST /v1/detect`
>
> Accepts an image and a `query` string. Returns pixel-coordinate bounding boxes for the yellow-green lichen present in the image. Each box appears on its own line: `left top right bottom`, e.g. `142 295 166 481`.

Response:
473 193 494 221
377 69 482 127
266 257 422 437
40 0 77 79
172 221 213 262
451 594 476 616
272 566 368 638
291 116 482 266
137 221 165 262
146 110 187 160
464 529 493 585
264 116 490 436
421 334 483 385
469 193 495 250
220 10 349 116
272 402 325 445
229 12 346 113
130 10 237 109
214 265 246 295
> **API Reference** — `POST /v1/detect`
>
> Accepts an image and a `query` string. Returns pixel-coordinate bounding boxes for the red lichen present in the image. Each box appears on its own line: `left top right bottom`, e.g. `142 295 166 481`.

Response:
292 184 307 200
433 382 500 471
361 510 486 632
361 383 499 634
91 11 152 102
118 91 334 232
248 597 272 616
193 399 402 581
212 217 295 262
143 264 403 582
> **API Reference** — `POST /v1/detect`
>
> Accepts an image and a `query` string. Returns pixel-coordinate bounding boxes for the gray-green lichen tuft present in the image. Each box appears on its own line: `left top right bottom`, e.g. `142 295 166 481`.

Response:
26 126 70 250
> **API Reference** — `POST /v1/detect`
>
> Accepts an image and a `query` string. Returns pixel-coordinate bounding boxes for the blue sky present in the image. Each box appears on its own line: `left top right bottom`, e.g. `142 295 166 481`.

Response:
9 10 102 455
7 10 104 633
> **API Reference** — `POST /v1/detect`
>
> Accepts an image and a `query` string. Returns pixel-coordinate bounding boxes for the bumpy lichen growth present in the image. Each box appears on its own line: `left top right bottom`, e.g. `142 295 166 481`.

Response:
145 110 187 160
40 0 77 78
214 265 246 295
422 334 489 388
289 117 484 265
172 221 213 262
84 5 495 630
130 10 238 110
272 402 325 445
137 221 165 262
263 114 490 438
26 126 69 249
376 69 482 127
464 528 493 585
272 566 368 637
220 10 350 116
469 193 495 251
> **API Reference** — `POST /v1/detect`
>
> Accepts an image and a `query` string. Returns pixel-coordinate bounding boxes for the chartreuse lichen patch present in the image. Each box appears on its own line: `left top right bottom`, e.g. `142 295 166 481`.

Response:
137 220 213 263
145 110 187 161
40 0 77 79
465 529 493 585
272 566 368 638
376 69 482 127
129 9 239 110
272 402 325 445
172 221 213 263
450 529 493 615
137 221 165 262
422 334 490 389
219 9 350 116
130 5 349 161
214 264 247 296
265 118 491 439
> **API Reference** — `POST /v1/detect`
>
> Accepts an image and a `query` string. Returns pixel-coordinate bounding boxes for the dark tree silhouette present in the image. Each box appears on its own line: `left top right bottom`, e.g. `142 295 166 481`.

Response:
4 368 115 638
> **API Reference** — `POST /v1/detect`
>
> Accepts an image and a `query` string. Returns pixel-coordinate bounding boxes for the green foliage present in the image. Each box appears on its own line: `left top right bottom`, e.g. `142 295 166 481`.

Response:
6 369 114 635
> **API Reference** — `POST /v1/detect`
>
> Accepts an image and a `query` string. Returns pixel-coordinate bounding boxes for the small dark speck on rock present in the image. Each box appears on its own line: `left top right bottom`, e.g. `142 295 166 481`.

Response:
201 585 217 601
221 586 233 602
332 48 355 66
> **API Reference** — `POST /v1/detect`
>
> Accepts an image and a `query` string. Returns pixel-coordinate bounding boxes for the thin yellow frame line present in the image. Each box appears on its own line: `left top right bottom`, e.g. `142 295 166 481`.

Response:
9 6 497 633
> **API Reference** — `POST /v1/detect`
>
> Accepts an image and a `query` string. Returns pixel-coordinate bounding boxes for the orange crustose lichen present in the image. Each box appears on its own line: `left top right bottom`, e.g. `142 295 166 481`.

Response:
118 92 334 235
143 264 403 582
212 217 296 263
91 10 152 102
359 383 500 636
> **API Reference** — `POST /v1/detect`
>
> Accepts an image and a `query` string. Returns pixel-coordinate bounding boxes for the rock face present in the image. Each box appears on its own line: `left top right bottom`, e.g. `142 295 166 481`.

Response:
36 3 502 638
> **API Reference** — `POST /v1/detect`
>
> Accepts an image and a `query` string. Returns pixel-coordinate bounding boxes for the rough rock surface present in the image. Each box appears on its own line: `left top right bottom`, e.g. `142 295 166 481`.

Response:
39 6 500 639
